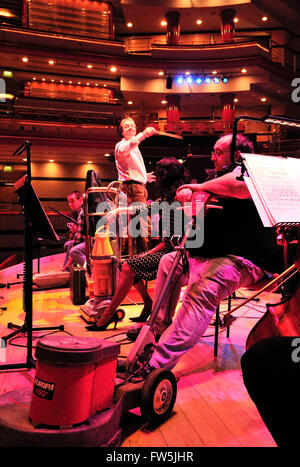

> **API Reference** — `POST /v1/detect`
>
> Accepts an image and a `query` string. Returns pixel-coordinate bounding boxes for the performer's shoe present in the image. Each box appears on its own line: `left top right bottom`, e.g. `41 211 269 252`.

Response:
85 312 120 331
130 301 152 322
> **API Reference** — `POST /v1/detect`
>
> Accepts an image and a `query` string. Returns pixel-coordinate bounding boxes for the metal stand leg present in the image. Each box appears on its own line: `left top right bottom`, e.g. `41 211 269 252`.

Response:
214 306 220 357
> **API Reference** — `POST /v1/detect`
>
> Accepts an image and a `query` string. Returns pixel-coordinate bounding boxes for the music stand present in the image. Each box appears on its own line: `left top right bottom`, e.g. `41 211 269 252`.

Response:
0 142 64 371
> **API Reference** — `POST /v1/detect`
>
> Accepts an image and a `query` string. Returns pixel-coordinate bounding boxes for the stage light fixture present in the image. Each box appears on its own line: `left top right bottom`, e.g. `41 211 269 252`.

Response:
176 76 184 85
205 76 211 84
166 75 173 89
186 75 193 84
213 77 220 83
222 77 228 83
195 77 202 84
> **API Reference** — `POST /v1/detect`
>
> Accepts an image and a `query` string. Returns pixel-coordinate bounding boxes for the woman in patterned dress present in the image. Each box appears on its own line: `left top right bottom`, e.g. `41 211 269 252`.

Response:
86 157 190 331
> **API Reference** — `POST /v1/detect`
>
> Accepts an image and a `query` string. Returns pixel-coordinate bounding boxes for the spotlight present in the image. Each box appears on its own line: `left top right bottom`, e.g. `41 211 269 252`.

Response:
213 77 220 83
205 76 211 84
222 77 228 83
186 75 193 84
176 76 184 85
166 75 173 89
195 77 202 84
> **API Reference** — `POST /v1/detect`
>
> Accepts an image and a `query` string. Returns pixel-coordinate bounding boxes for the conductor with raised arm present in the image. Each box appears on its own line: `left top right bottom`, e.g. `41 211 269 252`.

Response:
115 117 157 253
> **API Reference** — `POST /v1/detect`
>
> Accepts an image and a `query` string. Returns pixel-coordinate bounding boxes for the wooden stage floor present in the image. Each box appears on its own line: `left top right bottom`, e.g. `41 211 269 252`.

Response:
0 254 277 447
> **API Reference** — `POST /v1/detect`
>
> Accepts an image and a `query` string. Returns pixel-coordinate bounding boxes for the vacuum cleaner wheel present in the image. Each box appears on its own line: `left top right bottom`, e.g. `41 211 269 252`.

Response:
140 369 177 425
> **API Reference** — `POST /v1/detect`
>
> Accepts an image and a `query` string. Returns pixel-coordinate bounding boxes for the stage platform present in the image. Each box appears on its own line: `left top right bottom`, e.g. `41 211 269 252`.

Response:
0 253 277 447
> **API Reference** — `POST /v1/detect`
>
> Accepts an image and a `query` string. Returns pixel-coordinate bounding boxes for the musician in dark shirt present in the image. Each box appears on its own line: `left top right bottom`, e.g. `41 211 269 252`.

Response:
143 134 283 372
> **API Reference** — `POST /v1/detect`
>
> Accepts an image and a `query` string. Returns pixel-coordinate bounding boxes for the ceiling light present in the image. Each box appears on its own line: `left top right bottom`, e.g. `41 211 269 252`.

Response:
212 70 217 75
86 82 90 85
261 97 267 102
128 101 133 105
22 57 29 63
196 19 202 25
32 77 36 80
262 16 268 21
60 80 64 83
42 78 45 81
49 159 54 162
110 66 117 72
87 161 93 164
185 71 190 76
241 68 247 73
234 98 239 102
158 71 164 76
104 153 110 157
87 64 93 69
234 17 239 23
77 81 81 85
127 22 133 28
48 60 55 65
161 20 167 26
161 100 167 104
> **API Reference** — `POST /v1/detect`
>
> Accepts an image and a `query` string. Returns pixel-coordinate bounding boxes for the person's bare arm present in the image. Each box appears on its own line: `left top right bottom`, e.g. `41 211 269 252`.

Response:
177 172 251 201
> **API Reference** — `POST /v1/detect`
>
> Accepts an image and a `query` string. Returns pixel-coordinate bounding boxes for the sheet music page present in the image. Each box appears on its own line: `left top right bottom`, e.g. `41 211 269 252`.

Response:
242 154 300 225
244 176 273 227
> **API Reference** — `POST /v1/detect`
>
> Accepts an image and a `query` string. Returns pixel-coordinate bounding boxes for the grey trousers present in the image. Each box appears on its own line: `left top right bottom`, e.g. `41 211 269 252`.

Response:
70 242 86 267
150 251 265 371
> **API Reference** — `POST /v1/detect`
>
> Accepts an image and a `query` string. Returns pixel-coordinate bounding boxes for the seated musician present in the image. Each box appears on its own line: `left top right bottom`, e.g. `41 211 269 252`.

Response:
62 191 86 271
85 157 190 331
140 133 284 375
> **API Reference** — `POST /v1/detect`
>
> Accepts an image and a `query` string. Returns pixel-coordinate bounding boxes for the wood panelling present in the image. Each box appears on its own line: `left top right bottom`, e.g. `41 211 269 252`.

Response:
26 0 113 40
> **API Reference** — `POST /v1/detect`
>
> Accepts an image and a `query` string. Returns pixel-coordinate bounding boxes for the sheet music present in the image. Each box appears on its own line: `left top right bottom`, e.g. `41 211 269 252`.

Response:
244 177 273 227
242 153 300 226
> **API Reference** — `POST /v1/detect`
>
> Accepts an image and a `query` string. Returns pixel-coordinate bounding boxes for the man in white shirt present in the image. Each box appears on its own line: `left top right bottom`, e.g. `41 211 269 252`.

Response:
115 117 157 252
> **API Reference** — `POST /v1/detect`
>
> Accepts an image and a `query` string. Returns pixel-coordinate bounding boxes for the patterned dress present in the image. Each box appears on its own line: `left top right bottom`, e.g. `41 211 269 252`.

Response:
126 200 179 282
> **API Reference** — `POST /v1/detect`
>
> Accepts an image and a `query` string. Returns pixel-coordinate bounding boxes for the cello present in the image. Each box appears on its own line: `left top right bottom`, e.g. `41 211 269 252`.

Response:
222 228 300 350
236 227 300 350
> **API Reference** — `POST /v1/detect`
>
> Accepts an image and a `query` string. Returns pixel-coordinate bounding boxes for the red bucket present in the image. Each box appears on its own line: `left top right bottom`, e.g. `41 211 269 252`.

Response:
29 335 120 428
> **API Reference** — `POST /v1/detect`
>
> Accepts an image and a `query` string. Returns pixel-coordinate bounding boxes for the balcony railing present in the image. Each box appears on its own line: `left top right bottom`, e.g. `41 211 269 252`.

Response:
125 34 271 53
125 35 299 72
0 91 123 125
